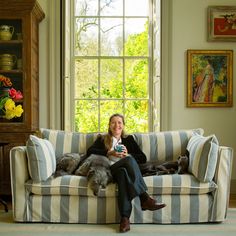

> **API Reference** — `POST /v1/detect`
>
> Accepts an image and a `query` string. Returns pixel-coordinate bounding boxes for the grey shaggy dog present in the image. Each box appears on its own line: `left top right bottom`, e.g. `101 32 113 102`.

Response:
54 153 81 177
75 154 113 196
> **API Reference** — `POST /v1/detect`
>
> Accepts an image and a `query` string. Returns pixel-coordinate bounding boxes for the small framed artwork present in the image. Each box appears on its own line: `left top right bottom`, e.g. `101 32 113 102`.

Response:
208 6 236 41
187 50 233 107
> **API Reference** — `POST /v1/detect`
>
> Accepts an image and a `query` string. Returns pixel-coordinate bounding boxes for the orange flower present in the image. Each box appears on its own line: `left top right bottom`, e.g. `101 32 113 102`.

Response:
0 74 12 87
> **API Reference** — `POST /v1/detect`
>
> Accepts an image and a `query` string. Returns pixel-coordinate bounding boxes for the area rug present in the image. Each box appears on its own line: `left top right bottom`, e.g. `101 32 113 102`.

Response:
0 209 235 236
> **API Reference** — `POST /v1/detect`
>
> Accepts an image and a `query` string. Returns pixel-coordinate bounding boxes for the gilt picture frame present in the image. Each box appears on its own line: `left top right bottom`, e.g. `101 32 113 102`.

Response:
208 6 236 41
187 50 233 107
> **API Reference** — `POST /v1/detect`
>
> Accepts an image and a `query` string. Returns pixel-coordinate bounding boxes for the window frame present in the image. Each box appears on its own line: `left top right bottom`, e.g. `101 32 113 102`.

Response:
63 0 161 132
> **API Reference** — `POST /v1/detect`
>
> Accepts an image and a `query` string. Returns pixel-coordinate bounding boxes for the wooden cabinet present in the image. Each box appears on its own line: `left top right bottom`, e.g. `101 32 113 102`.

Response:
0 0 44 195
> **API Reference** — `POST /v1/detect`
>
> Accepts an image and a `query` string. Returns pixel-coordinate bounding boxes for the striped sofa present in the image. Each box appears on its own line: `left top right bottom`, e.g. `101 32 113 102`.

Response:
10 128 233 224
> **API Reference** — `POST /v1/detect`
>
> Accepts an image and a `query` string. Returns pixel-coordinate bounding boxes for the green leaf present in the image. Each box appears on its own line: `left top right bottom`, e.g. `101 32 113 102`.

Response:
0 97 8 110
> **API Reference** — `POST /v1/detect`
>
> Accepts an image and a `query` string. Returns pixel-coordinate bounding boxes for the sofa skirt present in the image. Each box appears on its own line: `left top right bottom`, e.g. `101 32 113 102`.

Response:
24 193 214 224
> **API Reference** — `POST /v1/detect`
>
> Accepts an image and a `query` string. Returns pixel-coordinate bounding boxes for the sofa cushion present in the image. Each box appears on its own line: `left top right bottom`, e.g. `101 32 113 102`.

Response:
132 128 204 162
144 174 217 195
187 133 219 183
25 174 217 197
40 128 98 159
40 128 204 162
26 135 56 182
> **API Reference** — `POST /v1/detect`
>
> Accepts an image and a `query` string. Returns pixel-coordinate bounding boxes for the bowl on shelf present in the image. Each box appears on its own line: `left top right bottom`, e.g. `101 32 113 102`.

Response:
0 54 17 70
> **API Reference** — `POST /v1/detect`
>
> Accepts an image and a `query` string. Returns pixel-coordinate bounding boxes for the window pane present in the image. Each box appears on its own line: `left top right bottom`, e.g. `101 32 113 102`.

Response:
125 18 148 56
100 59 123 98
75 100 98 132
101 18 123 56
125 0 148 16
75 59 98 98
125 59 148 98
69 0 159 133
100 0 123 16
100 100 123 132
75 0 98 16
75 18 98 56
125 100 148 133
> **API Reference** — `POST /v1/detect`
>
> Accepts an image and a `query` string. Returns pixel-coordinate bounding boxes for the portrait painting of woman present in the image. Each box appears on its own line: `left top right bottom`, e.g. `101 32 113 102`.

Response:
187 50 233 107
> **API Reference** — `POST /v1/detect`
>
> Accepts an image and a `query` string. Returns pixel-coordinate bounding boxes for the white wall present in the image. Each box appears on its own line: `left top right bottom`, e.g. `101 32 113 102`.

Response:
37 0 236 192
163 0 236 192
38 0 49 128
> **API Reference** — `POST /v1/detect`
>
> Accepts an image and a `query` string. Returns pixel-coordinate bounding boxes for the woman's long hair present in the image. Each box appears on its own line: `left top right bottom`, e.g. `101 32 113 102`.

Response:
103 113 126 150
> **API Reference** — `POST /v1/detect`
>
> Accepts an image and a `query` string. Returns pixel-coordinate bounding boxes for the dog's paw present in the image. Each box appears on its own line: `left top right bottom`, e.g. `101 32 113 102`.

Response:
91 183 100 196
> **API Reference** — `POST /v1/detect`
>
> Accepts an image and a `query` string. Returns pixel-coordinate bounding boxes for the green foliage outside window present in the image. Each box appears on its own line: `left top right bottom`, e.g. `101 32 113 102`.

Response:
74 17 149 133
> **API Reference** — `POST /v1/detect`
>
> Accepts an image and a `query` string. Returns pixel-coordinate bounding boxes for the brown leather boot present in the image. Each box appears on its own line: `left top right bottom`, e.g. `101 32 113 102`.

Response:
141 196 166 211
119 217 130 233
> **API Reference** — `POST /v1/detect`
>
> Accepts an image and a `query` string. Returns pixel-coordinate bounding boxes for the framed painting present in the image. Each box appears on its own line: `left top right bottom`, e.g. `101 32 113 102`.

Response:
187 50 233 107
208 6 236 41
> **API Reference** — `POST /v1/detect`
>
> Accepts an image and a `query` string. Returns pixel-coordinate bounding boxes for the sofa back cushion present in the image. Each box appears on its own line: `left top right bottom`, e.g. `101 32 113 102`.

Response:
26 135 56 182
133 128 203 161
40 128 203 162
40 129 98 159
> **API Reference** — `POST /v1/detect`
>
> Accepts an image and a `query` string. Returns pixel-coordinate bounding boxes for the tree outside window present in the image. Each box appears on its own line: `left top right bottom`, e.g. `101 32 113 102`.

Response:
71 0 159 133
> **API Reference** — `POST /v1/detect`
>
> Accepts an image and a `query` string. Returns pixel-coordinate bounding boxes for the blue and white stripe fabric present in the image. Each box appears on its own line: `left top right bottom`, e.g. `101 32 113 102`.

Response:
9 128 233 224
40 128 203 162
24 174 217 197
187 133 219 182
26 135 56 182
40 129 98 159
132 128 203 162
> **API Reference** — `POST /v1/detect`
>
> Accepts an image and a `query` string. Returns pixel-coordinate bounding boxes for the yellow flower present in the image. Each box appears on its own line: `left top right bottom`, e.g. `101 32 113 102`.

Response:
2 99 24 119
4 98 15 111
14 105 24 117
5 109 15 120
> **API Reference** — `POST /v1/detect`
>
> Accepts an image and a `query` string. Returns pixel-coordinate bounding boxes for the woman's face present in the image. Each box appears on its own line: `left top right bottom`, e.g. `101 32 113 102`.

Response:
109 116 124 137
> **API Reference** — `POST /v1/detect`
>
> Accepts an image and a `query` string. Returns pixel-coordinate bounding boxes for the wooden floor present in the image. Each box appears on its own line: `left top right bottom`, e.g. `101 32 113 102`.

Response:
229 194 236 208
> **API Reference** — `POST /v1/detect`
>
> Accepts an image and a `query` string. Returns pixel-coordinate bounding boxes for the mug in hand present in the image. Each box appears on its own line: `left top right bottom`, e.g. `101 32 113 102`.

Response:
114 144 124 153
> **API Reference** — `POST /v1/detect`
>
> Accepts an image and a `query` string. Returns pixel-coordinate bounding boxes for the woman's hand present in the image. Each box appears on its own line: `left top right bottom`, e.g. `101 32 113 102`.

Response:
107 146 128 159
121 146 128 157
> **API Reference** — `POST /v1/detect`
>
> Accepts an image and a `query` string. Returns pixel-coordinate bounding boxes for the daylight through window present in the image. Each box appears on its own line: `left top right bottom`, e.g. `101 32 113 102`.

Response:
69 0 160 133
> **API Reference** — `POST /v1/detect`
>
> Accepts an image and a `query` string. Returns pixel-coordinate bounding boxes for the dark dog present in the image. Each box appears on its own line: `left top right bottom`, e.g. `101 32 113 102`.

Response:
177 154 189 174
139 153 189 177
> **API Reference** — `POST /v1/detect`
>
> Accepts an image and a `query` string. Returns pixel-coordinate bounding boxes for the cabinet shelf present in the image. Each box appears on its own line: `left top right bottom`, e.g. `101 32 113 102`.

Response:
0 69 23 74
0 40 23 44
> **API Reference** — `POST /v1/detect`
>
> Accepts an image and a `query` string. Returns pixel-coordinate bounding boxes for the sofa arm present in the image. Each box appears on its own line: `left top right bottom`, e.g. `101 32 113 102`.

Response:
10 146 30 222
211 146 233 221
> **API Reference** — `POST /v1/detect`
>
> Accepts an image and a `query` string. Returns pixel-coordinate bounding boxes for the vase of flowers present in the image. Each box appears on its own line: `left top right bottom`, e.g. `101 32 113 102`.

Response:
0 74 24 120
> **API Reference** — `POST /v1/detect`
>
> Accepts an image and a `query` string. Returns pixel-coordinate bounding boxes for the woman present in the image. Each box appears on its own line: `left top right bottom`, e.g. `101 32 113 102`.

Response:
193 58 214 103
87 114 166 233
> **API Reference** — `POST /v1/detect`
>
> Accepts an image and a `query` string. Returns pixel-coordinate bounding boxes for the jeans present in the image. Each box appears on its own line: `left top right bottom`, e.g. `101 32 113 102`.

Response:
110 155 147 218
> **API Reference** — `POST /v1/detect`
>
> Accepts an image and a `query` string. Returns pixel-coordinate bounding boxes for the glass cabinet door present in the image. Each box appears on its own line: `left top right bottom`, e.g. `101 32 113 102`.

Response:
0 19 24 125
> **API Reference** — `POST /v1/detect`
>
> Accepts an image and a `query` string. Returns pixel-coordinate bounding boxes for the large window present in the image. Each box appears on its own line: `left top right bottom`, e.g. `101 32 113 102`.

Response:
64 0 161 133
